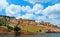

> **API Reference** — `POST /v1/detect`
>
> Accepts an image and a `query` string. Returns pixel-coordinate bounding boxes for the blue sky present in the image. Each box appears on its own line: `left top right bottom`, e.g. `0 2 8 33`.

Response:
0 0 60 26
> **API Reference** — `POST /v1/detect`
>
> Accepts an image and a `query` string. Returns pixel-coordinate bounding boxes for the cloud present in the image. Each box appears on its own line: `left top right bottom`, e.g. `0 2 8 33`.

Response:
45 19 60 26
32 4 43 12
43 3 60 19
23 0 60 4
35 16 47 22
0 0 60 26
41 3 60 25
6 4 43 18
21 14 34 19
5 2 60 26
6 4 44 20
23 0 50 4
21 6 32 13
15 13 35 20
51 20 60 26
6 4 21 17
0 0 9 11
21 4 43 14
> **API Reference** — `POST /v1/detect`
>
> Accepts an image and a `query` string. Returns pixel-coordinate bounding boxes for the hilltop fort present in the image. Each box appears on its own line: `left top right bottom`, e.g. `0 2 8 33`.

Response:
0 15 60 34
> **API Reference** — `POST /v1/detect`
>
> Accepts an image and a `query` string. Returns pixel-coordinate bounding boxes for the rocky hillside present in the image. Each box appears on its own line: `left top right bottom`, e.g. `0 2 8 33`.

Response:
0 15 60 34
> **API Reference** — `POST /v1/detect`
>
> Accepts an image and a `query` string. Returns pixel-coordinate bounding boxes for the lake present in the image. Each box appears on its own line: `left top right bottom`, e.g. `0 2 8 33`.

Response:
0 33 60 37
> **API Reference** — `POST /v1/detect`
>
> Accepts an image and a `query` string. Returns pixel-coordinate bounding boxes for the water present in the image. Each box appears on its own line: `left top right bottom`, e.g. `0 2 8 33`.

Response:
0 33 60 37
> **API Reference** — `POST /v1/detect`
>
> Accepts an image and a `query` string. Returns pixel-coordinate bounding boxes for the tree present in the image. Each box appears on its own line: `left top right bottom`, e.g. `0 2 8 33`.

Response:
0 18 6 26
14 26 21 31
14 26 21 35
0 19 3 26
7 25 13 31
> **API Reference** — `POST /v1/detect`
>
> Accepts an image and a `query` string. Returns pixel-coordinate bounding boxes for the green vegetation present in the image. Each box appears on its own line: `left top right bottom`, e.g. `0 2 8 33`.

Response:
0 18 6 26
7 25 13 31
21 24 46 33
13 25 21 35
14 26 21 32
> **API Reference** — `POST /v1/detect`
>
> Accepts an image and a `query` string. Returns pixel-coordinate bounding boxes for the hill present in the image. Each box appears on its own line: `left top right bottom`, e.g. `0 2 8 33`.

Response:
0 15 60 34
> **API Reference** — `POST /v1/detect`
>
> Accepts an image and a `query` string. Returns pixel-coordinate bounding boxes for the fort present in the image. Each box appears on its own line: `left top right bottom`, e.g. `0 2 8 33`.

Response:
0 15 60 34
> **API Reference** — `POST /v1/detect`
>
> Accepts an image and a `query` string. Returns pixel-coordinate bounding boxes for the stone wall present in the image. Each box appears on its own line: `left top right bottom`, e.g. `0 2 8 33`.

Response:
0 16 60 34
0 16 58 27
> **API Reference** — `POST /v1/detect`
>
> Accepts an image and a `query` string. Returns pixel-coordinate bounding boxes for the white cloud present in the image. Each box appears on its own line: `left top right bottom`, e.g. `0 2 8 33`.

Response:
49 15 59 19
6 4 21 17
15 14 22 19
41 3 60 25
32 4 43 12
34 10 43 14
32 3 60 26
21 6 32 13
36 16 47 22
23 0 50 4
5 2 60 26
0 0 9 11
43 3 60 19
23 0 60 4
5 4 44 21
15 13 34 20
21 4 43 14
45 19 60 26
51 20 60 26
16 13 35 20
21 14 34 19
0 0 60 26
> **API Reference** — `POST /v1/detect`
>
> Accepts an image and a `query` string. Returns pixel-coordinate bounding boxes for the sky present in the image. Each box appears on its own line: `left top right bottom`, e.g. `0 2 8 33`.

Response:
0 0 60 26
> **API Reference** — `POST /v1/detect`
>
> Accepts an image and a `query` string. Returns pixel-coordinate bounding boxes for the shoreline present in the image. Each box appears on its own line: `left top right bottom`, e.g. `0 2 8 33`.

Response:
0 32 60 35
1 32 60 35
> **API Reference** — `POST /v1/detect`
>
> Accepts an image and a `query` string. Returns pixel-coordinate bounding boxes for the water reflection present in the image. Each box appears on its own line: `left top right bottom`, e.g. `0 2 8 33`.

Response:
0 33 60 37
14 35 20 37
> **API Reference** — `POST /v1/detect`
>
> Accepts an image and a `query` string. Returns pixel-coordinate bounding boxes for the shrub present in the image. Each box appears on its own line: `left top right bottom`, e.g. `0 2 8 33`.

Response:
7 25 13 31
14 26 21 32
0 18 6 26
